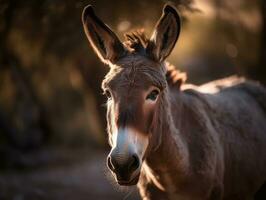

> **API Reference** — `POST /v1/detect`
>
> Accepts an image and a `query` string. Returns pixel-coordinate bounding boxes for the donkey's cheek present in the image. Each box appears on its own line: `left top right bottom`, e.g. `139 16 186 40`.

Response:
143 102 157 134
135 134 149 159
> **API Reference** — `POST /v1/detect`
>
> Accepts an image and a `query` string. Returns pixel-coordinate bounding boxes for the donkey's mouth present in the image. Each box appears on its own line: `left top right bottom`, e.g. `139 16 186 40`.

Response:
117 173 140 186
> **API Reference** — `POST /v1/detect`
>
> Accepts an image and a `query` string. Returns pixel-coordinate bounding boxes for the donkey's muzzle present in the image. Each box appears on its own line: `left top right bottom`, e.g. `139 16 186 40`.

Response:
107 153 140 185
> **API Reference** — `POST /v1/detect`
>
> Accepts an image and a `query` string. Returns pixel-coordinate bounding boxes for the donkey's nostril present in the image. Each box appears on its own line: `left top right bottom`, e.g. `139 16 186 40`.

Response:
107 153 140 176
129 154 140 171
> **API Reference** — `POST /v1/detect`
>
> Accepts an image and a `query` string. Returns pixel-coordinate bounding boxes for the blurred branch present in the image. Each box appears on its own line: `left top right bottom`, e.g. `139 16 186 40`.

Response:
0 0 16 67
9 54 52 147
0 0 51 150
77 59 108 147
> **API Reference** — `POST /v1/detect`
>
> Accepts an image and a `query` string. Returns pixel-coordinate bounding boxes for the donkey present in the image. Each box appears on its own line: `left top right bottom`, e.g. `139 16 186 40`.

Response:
82 4 266 200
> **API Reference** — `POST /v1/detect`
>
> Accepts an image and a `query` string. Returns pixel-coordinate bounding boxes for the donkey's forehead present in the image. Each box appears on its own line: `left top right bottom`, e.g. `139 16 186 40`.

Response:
116 54 161 68
102 55 167 90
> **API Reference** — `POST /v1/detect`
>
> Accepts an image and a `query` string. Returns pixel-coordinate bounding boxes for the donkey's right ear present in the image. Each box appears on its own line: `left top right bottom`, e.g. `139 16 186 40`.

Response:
82 5 125 64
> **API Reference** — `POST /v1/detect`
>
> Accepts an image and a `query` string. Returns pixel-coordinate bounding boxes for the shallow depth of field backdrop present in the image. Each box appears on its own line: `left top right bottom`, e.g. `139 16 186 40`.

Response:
0 0 265 199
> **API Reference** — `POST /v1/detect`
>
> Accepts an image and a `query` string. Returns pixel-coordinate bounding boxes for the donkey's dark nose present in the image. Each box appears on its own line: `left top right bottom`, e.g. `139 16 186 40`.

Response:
107 153 140 180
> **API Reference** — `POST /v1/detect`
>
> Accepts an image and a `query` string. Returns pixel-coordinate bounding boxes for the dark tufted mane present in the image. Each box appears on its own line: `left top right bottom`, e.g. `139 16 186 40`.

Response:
123 30 149 53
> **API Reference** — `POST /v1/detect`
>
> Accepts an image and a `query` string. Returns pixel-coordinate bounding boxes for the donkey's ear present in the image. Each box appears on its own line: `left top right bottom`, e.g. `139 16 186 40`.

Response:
82 5 125 64
147 5 181 62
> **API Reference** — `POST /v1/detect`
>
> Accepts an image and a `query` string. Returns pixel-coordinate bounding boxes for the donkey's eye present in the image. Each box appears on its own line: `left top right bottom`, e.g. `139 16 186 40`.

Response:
104 90 112 98
146 89 159 101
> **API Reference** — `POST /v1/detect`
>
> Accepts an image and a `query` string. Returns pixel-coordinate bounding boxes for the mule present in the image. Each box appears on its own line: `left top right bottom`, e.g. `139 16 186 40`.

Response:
82 4 266 199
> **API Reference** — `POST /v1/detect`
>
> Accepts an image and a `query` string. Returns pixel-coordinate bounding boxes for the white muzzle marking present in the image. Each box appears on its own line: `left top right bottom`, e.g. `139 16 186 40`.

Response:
111 127 148 165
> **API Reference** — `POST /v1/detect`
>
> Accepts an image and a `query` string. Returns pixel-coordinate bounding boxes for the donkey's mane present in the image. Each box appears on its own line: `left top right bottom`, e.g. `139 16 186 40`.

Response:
165 62 187 88
123 30 149 53
123 30 187 88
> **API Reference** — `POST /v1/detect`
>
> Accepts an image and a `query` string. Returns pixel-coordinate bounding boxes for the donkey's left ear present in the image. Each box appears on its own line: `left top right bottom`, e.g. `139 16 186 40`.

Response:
147 5 181 62
82 5 125 64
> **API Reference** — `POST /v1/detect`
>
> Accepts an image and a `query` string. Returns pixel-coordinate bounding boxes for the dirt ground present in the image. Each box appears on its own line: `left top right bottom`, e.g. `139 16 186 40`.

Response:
0 148 141 200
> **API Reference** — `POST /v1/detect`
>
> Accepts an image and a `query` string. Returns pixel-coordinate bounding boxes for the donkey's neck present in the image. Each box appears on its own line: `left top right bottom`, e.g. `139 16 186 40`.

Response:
143 88 190 191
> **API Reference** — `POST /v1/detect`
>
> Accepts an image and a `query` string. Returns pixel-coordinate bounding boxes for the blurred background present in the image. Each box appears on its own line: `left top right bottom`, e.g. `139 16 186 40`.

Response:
0 0 265 199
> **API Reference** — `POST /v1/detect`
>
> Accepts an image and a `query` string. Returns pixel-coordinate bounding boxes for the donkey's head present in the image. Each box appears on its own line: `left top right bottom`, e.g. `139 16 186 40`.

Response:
82 4 181 186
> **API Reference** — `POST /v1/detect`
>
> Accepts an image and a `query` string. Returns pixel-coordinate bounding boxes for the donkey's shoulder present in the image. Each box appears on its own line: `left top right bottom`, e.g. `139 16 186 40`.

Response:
229 80 266 113
196 75 246 94
179 75 245 94
182 75 266 99
181 75 266 113
210 77 266 107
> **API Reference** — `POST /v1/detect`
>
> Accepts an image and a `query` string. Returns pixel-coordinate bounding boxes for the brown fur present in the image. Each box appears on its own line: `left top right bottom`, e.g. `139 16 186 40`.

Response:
82 4 266 199
138 76 266 199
